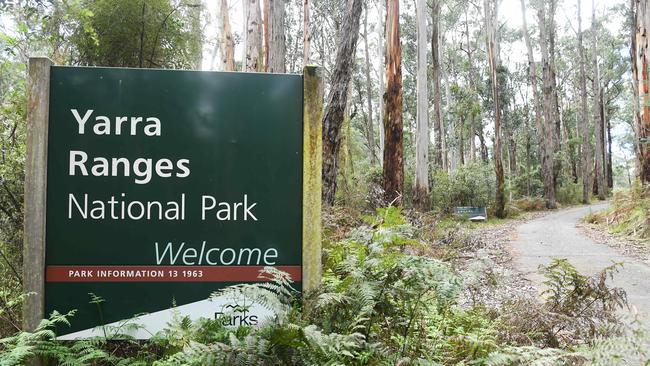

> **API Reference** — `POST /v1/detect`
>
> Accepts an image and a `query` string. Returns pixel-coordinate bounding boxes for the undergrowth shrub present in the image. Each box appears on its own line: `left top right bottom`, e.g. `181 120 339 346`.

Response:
510 165 544 198
586 184 650 240
487 315 650 366
556 179 582 205
313 206 505 364
495 258 628 350
511 196 546 212
430 162 495 214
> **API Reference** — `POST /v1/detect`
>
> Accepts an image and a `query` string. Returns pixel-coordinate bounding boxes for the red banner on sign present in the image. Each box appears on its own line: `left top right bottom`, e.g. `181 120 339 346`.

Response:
46 265 302 282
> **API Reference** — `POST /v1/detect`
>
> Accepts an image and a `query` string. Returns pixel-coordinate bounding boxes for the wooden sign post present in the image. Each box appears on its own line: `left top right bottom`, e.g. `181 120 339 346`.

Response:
302 65 323 292
24 57 53 332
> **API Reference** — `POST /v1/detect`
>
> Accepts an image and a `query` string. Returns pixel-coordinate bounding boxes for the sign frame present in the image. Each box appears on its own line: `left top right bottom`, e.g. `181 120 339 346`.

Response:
23 57 323 335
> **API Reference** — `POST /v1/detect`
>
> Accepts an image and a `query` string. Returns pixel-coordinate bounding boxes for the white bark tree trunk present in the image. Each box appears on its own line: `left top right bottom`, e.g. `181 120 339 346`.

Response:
577 0 592 202
244 0 262 72
486 0 505 218
303 0 311 66
592 0 606 199
377 0 385 165
218 0 235 71
414 0 429 209
363 5 377 165
431 0 443 169
266 0 286 73
537 3 559 208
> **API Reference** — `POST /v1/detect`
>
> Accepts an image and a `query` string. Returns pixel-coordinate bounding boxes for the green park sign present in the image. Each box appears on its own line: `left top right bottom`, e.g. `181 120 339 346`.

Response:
23 59 323 338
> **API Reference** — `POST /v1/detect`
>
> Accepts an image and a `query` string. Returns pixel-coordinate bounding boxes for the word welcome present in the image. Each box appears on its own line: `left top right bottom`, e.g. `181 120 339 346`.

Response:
155 241 278 265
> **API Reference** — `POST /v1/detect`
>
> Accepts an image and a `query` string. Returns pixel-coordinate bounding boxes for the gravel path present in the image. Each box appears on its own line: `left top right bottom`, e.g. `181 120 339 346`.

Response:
509 203 650 317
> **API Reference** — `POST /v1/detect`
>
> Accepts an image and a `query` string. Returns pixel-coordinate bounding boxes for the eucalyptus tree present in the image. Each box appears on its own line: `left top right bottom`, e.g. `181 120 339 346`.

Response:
431 0 443 169
520 0 556 208
414 0 429 210
303 0 311 65
383 0 404 205
577 0 592 202
537 0 560 207
362 4 377 166
484 0 505 217
244 0 263 71
591 0 606 199
321 0 363 205
377 0 385 163
631 0 650 183
265 0 286 73
599 31 628 188
217 0 236 71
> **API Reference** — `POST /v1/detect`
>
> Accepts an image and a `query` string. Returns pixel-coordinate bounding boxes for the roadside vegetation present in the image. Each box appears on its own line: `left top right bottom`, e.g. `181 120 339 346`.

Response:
585 184 650 243
1 207 649 365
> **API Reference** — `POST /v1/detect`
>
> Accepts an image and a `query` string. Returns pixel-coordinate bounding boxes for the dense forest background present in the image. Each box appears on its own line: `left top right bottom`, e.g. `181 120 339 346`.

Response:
2 0 650 364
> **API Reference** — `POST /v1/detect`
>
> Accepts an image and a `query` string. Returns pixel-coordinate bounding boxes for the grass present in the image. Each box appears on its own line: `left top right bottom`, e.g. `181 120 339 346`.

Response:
583 184 650 244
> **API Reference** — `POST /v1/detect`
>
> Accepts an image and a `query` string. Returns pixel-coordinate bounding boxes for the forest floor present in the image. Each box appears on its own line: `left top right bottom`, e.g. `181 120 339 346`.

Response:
508 202 650 318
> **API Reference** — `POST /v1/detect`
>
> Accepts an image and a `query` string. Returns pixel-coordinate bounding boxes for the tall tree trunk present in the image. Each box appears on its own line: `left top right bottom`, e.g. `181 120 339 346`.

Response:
190 0 203 70
266 0 286 73
303 0 311 65
464 8 477 162
538 3 559 208
525 106 532 196
592 0 606 200
431 0 443 169
607 112 614 188
548 1 561 147
363 5 377 165
469 119 476 162
414 0 429 210
444 64 456 168
339 85 354 203
629 0 650 179
377 0 385 165
485 0 505 218
218 0 235 71
383 0 404 205
548 0 562 188
459 116 466 166
321 0 363 206
244 0 262 72
632 0 650 184
509 135 517 176
478 127 488 163
263 0 269 69
577 0 592 202
562 101 579 183
521 0 556 208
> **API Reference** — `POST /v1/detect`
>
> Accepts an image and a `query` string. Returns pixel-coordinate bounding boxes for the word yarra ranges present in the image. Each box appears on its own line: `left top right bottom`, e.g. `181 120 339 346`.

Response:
65 109 260 222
